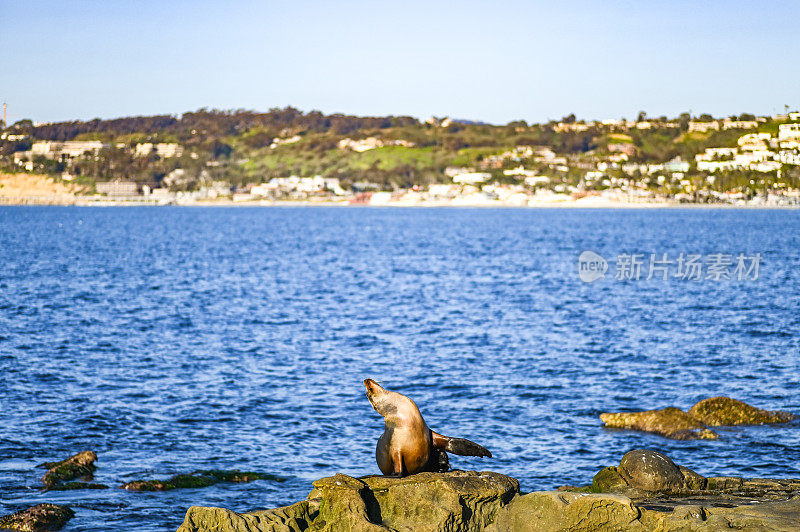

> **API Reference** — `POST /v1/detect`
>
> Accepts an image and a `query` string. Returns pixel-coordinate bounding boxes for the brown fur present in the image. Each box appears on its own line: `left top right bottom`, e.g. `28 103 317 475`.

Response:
364 378 491 476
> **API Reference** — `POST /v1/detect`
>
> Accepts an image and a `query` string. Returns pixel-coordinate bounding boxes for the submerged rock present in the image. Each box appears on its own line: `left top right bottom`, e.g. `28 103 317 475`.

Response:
600 397 795 440
43 481 109 491
0 503 74 531
40 451 97 487
121 470 285 491
689 396 796 426
600 407 719 440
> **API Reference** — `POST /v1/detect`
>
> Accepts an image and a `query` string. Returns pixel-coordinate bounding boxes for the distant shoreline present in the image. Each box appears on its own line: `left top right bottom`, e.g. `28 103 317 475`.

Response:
2 198 799 209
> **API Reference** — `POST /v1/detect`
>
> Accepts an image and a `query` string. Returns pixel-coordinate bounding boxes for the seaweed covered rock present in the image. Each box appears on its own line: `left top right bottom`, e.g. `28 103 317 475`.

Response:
600 397 795 440
689 397 796 426
600 407 719 440
44 481 109 491
590 466 628 493
39 451 97 487
0 503 74 532
121 470 285 491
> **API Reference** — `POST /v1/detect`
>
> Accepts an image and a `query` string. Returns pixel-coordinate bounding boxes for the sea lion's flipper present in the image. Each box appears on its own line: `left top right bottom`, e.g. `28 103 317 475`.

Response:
431 431 492 458
391 449 405 476
423 448 450 473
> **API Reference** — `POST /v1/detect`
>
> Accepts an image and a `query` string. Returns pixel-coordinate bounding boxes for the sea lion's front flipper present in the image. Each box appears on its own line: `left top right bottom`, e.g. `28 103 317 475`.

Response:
431 431 492 458
391 449 405 476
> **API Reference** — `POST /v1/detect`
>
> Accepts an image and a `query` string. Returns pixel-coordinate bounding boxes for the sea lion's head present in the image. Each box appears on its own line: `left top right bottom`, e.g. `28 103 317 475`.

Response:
364 378 401 418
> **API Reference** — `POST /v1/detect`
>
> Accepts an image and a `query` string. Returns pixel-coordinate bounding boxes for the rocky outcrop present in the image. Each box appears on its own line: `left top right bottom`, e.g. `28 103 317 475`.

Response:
44 481 109 491
176 455 800 531
486 490 800 532
0 503 74 531
591 449 706 493
600 407 719 440
178 470 519 532
600 397 795 440
39 451 97 487
179 502 316 532
122 470 285 491
689 397 796 426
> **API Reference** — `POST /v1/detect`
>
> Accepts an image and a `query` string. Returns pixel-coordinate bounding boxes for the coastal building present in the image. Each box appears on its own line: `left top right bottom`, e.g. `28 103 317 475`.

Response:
777 151 800 165
503 166 538 178
722 120 758 130
0 132 27 141
134 143 184 158
608 143 636 156
697 161 738 172
738 133 771 150
335 137 417 152
451 172 491 185
696 147 738 161
663 157 690 173
778 123 800 142
96 180 139 196
553 122 591 133
28 140 107 161
269 135 302 149
751 161 781 173
688 121 720 133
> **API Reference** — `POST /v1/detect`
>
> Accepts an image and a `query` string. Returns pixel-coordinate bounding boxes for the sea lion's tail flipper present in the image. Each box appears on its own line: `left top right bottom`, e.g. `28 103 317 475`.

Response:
431 431 492 458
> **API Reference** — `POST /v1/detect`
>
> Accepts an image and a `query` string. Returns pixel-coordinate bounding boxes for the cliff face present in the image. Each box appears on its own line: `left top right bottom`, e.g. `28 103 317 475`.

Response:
0 172 79 204
177 451 800 532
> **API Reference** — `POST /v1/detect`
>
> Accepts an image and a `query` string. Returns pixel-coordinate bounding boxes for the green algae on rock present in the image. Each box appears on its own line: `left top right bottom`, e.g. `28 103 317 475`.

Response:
600 397 795 440
177 470 518 532
43 481 109 491
600 407 719 440
591 466 628 493
179 502 317 532
39 451 97 487
0 503 74 532
688 396 796 426
121 470 286 491
177 460 800 532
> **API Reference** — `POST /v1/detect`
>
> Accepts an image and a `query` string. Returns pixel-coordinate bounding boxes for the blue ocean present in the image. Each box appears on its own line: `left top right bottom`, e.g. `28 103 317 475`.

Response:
1 206 798 531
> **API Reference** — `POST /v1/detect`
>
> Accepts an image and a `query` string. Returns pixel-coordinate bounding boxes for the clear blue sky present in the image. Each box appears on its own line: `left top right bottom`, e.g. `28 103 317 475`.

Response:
1 0 798 125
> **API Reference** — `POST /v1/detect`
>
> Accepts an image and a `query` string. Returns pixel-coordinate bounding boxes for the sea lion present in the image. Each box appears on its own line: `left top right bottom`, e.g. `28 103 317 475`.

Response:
363 378 492 476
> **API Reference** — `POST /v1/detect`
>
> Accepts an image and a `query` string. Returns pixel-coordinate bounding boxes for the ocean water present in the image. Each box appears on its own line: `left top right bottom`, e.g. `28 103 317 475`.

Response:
1 206 799 531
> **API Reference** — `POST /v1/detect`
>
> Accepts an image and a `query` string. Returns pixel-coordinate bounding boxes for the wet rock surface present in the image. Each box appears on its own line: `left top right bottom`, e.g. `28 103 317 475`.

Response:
689 397 797 426
39 451 97 488
43 481 109 491
176 454 800 531
600 407 719 440
0 503 74 532
121 470 286 492
600 397 795 439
